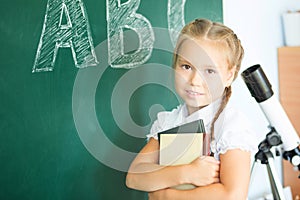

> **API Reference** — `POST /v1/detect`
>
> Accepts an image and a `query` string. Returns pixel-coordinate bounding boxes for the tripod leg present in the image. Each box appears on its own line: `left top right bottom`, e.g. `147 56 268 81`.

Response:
266 157 286 200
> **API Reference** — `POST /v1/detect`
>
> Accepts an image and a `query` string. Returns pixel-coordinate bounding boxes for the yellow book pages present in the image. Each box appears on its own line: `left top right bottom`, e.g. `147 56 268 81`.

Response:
159 133 203 190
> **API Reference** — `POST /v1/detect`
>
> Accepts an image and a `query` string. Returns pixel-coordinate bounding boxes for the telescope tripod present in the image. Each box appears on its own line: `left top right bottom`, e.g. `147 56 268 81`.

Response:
250 127 287 200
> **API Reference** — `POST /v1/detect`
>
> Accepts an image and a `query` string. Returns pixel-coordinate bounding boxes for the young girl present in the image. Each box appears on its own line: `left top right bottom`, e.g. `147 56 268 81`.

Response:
126 18 257 200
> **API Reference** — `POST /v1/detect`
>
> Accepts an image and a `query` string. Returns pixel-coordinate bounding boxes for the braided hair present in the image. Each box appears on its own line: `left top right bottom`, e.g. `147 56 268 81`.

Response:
173 19 244 140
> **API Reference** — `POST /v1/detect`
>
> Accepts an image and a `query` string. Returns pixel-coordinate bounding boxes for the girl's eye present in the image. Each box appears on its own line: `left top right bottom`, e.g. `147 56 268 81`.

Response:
205 69 216 74
181 64 192 70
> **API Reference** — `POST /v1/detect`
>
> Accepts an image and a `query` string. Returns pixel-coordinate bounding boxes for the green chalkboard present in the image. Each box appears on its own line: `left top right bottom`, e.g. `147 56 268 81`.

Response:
0 0 222 199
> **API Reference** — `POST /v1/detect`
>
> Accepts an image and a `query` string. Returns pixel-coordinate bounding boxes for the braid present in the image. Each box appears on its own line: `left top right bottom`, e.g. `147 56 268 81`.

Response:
210 86 232 140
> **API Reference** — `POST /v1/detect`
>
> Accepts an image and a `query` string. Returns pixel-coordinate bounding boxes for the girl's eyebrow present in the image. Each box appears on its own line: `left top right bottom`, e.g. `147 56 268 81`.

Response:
177 56 193 66
202 65 217 69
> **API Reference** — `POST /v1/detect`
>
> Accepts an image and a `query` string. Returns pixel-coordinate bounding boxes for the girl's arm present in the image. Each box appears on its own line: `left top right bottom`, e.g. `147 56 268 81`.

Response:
126 138 220 192
148 149 252 200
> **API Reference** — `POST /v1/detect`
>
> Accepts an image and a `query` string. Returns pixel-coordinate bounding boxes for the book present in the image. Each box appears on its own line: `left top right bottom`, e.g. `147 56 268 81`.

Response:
158 119 209 190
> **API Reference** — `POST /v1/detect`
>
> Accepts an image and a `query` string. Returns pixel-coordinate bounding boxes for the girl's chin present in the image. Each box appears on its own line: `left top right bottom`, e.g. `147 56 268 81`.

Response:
186 102 209 112
183 97 209 107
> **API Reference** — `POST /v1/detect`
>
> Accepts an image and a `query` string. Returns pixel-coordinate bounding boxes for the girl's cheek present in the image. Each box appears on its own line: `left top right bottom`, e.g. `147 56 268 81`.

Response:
205 76 225 99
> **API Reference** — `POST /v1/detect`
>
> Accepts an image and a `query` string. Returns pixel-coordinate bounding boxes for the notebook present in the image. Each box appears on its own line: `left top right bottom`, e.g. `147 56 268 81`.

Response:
158 119 209 190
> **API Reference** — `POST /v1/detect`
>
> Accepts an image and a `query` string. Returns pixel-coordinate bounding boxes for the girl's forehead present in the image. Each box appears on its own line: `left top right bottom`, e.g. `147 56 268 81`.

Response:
177 38 228 70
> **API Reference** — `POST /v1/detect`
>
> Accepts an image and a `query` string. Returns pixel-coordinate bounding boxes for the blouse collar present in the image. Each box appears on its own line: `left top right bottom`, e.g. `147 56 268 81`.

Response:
181 98 222 129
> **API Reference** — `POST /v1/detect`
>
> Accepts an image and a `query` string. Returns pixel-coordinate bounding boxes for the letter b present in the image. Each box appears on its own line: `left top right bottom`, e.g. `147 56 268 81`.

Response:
106 0 154 68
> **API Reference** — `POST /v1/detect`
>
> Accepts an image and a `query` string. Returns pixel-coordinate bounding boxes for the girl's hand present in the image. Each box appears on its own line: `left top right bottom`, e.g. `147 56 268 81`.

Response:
186 156 220 186
148 189 167 200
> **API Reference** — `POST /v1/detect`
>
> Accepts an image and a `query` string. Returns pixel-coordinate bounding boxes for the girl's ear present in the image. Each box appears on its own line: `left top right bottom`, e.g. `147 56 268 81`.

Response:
225 66 237 87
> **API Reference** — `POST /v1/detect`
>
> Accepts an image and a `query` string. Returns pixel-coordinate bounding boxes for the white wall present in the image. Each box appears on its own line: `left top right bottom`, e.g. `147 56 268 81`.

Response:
223 1 300 199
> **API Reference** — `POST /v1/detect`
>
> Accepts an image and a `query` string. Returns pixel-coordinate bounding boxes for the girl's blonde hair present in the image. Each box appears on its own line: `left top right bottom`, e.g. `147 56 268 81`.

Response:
174 18 244 140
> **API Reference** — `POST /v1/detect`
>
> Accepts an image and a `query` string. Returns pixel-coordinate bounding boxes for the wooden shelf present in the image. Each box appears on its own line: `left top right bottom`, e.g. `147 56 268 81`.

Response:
277 46 300 199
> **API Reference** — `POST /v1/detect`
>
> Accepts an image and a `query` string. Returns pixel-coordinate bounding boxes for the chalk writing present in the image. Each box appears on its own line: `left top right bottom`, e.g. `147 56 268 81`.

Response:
106 0 154 68
168 0 186 46
32 0 98 73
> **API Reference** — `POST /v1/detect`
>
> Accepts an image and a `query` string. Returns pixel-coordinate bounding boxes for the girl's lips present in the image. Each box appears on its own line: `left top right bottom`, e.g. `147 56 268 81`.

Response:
185 90 204 96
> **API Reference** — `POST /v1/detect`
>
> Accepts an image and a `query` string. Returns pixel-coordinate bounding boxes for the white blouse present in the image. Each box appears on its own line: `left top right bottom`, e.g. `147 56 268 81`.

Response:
147 99 258 160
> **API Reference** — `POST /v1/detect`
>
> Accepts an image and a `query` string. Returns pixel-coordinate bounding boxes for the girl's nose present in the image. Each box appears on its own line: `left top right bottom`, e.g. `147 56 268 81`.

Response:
190 70 205 86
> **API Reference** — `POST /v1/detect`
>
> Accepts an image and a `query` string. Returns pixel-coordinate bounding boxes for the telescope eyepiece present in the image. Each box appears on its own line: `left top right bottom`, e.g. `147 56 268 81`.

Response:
241 64 274 103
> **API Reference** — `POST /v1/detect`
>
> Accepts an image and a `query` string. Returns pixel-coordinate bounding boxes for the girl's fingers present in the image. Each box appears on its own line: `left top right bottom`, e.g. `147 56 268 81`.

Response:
214 177 220 183
200 156 220 164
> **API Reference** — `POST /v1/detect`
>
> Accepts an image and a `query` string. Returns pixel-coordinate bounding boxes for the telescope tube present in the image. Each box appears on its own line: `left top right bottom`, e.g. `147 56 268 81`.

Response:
241 64 300 151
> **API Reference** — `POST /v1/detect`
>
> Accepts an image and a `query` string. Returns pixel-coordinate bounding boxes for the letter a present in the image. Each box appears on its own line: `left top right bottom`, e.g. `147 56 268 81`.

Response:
32 0 98 73
106 0 154 68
